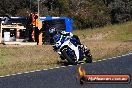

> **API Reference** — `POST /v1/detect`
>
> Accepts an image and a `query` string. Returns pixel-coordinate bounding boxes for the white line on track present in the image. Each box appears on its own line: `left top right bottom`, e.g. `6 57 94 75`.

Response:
93 61 97 62
0 52 131 78
97 60 102 62
17 73 23 75
29 70 37 73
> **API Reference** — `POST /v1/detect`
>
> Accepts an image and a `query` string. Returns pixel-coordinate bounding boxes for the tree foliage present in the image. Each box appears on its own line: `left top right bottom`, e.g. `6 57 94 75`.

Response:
0 0 132 29
0 0 32 16
108 0 132 23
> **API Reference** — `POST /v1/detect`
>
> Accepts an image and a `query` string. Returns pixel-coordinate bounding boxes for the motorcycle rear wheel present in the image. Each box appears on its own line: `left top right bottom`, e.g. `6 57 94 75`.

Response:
83 55 92 63
84 50 92 63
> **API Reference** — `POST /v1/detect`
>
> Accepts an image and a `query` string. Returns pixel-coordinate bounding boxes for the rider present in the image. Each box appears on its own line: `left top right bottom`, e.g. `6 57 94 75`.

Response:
49 27 81 46
49 28 90 53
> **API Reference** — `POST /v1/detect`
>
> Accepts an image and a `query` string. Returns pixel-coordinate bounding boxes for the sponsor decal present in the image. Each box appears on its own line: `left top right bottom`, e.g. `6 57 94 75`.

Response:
77 66 130 84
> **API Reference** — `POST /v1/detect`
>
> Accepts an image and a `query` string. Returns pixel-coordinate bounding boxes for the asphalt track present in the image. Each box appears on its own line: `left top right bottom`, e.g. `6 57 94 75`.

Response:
0 54 132 88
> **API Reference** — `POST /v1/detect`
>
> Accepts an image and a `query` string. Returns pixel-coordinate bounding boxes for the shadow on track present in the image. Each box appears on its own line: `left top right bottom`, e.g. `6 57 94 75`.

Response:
57 60 73 66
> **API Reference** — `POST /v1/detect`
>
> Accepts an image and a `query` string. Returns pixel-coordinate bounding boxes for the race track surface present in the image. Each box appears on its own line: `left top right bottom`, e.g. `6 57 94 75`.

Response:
0 54 132 88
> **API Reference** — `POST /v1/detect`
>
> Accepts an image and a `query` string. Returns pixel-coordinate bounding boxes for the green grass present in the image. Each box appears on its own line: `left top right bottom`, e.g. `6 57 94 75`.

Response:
0 22 132 76
73 22 132 42
73 22 132 60
0 45 61 75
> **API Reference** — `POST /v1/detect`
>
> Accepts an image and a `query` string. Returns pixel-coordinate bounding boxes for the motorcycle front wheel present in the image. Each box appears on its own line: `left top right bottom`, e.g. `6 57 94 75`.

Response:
62 47 77 65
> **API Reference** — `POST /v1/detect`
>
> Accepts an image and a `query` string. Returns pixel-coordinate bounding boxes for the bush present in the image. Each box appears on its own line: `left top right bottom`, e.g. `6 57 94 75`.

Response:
108 0 132 23
69 0 111 29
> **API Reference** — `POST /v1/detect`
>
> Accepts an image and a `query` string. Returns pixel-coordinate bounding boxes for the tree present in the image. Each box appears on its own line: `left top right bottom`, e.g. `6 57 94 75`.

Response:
68 0 111 28
1 0 132 29
108 0 131 23
0 0 31 16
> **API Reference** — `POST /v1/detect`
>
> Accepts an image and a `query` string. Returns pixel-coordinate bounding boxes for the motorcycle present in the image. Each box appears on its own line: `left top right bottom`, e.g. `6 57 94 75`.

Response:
51 30 92 65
